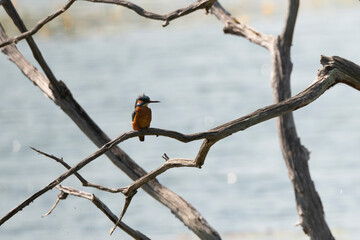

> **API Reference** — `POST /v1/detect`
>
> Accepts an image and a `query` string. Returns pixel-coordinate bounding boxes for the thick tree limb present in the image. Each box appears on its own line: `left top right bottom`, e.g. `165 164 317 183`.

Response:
270 1 335 239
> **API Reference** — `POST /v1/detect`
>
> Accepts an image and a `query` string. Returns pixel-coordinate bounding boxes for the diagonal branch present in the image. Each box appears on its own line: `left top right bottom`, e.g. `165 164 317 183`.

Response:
31 148 144 237
0 0 76 48
2 0 63 94
81 0 217 27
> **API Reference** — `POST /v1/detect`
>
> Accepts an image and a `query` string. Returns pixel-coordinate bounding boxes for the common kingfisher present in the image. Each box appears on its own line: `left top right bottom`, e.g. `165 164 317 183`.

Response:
132 94 160 141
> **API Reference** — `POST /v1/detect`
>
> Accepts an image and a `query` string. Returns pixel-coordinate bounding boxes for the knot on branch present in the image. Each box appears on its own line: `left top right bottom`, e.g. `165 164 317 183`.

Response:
203 0 217 14
324 65 334 72
58 191 69 200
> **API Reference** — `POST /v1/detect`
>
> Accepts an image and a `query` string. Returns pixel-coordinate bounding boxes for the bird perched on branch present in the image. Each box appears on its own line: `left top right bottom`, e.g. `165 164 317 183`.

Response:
132 94 160 141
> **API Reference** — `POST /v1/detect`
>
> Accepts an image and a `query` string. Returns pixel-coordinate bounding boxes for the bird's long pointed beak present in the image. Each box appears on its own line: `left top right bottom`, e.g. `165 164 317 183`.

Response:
137 100 160 107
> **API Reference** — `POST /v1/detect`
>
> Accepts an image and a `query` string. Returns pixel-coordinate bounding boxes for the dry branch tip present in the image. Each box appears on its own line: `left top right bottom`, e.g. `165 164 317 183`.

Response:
162 153 170 161
42 191 68 217
110 192 136 235
162 20 169 27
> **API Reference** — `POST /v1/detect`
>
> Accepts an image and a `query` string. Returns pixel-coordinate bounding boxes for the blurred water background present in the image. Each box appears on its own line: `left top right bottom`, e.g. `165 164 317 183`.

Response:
1 0 360 239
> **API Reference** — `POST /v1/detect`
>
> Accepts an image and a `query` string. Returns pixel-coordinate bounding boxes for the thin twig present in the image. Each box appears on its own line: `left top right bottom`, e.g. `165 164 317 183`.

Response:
31 147 126 193
162 153 170 161
110 192 136 235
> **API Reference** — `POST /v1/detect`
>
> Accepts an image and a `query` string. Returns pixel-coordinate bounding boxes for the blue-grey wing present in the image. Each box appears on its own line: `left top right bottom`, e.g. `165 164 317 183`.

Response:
131 110 136 122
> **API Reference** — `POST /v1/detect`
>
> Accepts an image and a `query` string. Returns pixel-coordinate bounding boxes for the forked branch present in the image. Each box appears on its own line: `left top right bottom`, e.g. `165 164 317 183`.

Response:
56 185 150 240
0 21 220 239
2 1 360 238
0 0 216 49
2 55 360 228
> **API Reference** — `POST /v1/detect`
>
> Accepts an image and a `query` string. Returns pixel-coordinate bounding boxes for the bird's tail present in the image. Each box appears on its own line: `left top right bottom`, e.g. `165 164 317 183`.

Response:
139 136 145 142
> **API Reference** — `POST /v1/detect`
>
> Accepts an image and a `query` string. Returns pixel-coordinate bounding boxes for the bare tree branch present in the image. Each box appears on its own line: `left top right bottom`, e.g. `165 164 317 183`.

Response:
110 157 199 234
82 0 217 27
210 1 338 238
270 1 335 239
2 0 359 238
2 0 64 94
210 2 274 49
0 22 221 239
31 147 126 193
31 147 198 236
0 0 76 48
56 185 150 240
0 0 217 49
280 0 299 49
31 148 145 238
2 54 360 230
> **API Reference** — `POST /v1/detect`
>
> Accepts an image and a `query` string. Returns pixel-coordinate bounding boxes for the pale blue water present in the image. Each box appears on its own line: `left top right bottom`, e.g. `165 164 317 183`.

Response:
1 2 360 240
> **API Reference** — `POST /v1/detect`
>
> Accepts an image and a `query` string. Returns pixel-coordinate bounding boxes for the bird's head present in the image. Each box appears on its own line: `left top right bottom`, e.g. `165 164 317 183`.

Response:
134 94 160 107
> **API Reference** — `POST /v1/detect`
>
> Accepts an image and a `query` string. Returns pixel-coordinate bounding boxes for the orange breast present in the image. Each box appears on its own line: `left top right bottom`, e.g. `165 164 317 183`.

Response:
132 106 152 130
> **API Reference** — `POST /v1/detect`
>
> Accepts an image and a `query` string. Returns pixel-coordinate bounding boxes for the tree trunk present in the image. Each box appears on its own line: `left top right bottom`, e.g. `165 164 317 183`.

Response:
270 16 335 240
